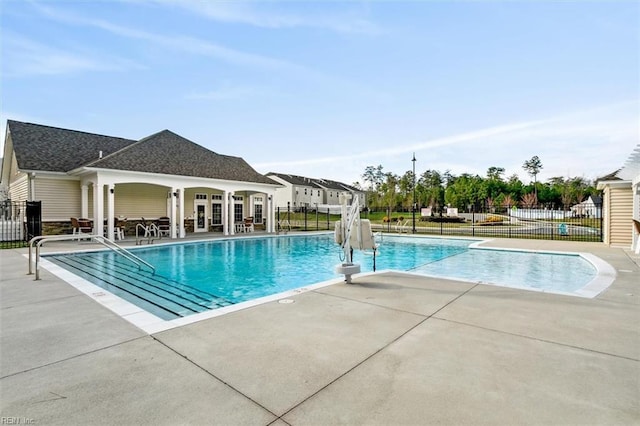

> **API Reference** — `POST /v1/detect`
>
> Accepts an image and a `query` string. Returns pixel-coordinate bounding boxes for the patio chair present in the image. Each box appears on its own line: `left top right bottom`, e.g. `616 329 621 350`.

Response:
157 216 171 237
243 217 255 233
113 217 125 240
71 217 93 240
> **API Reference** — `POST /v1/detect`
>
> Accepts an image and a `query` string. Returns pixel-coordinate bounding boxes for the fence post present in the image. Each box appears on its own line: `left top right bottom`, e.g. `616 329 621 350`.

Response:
304 206 307 231
326 208 330 231
472 208 475 237
599 204 603 242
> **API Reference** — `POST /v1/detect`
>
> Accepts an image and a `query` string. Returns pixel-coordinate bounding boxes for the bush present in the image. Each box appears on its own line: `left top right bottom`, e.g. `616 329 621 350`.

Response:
420 216 465 223
382 216 390 223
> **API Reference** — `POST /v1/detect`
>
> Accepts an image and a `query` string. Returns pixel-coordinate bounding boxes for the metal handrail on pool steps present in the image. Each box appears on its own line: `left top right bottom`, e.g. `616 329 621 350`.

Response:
28 234 155 280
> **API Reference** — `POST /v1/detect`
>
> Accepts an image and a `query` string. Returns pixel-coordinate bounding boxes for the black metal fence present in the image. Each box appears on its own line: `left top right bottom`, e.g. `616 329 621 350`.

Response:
276 204 603 242
1 200 42 248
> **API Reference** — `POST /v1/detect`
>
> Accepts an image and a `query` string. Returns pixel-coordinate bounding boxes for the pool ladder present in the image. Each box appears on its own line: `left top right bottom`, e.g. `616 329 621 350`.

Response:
28 234 155 280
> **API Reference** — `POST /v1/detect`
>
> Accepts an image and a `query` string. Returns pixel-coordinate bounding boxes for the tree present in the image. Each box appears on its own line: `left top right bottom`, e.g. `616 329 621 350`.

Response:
522 156 543 198
379 172 400 211
398 171 415 211
445 173 487 210
486 166 505 181
418 170 445 211
362 165 385 209
362 165 384 191
521 192 538 208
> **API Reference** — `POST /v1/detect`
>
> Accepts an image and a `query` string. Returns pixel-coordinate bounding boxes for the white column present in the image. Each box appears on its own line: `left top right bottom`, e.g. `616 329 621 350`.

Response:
107 184 115 240
93 182 104 237
270 193 276 233
178 188 185 238
171 188 178 239
222 190 228 235
229 191 235 235
81 184 89 218
29 173 36 201
265 194 270 233
267 194 273 233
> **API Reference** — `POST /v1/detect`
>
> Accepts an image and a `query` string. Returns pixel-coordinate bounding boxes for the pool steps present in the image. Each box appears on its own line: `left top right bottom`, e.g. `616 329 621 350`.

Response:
46 254 233 320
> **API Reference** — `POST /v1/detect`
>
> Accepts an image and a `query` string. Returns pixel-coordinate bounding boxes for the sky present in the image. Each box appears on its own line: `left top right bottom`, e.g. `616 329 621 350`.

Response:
1 0 638 188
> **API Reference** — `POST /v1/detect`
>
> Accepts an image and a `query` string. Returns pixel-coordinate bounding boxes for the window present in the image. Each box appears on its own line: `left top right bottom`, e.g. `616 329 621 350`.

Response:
211 203 222 225
195 193 207 200
234 203 243 222
304 188 308 195
254 204 263 224
233 195 244 222
211 195 223 226
254 196 264 223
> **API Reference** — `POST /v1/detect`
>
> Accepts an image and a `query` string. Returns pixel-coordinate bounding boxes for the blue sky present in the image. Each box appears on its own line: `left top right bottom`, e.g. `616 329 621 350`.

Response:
1 0 638 187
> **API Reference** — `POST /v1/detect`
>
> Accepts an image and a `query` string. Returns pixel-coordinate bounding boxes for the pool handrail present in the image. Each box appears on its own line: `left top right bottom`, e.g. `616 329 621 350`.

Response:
29 234 155 280
135 223 159 245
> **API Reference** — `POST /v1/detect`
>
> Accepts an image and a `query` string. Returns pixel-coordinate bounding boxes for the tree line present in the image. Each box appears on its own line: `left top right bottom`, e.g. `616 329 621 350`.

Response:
356 156 599 212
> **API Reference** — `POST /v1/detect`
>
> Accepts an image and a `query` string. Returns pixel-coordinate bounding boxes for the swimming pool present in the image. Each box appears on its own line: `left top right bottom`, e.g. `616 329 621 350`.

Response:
43 234 610 325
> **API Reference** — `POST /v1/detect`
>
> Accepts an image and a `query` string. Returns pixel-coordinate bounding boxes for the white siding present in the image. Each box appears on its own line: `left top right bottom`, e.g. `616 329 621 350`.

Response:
608 186 633 246
34 178 81 221
9 174 28 202
111 183 168 219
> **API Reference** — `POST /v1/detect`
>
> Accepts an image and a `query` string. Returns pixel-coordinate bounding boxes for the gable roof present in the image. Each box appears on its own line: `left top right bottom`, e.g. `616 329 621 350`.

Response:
7 120 135 173
267 172 362 193
5 121 276 185
586 195 602 204
266 173 322 188
89 130 275 184
313 178 360 192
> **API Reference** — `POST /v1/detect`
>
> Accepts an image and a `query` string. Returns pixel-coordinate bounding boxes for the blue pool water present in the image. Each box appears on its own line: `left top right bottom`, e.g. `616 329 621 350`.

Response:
46 234 597 320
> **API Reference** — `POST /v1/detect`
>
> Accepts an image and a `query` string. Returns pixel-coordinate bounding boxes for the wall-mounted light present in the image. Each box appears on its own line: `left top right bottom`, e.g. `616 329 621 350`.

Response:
173 191 178 198
109 188 114 194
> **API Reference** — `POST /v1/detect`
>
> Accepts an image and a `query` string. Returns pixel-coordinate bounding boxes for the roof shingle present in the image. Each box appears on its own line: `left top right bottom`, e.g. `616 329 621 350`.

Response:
7 121 275 185
8 120 135 173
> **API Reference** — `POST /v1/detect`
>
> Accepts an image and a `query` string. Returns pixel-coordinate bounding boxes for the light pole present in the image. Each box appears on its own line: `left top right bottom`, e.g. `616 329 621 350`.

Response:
412 152 417 234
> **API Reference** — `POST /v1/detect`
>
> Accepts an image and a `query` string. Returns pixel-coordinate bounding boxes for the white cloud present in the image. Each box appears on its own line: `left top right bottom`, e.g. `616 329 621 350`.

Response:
254 100 639 185
135 0 382 34
185 85 277 101
253 119 547 169
2 33 141 77
30 2 311 73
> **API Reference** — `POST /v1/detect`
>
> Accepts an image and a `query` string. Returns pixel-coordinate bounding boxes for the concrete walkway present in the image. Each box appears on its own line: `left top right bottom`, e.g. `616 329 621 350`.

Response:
1 237 638 425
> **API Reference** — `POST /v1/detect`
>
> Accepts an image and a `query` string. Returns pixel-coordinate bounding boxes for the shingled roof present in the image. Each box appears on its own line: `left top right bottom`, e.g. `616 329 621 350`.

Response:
6 121 275 185
8 120 135 173
90 130 275 184
267 173 322 188
314 178 359 192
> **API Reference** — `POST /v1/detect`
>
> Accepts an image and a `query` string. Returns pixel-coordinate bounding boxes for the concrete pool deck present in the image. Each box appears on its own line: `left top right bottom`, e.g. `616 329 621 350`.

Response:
1 235 639 425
